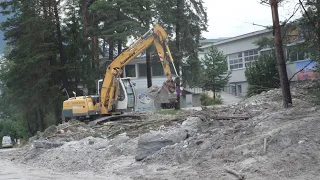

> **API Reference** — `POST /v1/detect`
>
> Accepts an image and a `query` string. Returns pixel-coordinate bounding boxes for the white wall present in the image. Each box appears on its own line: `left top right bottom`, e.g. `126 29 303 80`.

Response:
199 31 273 84
130 77 167 89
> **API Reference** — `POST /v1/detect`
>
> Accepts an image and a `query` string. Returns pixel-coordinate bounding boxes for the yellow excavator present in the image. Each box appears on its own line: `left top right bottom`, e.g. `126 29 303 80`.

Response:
61 24 179 124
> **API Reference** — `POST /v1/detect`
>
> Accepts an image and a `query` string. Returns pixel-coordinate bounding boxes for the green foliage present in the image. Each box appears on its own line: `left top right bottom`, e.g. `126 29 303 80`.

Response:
154 0 208 87
201 46 231 95
254 36 275 50
62 0 98 94
0 0 64 134
245 53 280 97
0 0 208 137
200 93 222 106
0 119 28 141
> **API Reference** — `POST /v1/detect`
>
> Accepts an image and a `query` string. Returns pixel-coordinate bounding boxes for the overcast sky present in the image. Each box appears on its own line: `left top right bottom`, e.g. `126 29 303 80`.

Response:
202 0 302 39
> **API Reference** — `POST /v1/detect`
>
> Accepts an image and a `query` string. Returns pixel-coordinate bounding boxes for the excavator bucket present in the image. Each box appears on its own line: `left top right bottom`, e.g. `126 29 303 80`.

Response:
147 79 177 104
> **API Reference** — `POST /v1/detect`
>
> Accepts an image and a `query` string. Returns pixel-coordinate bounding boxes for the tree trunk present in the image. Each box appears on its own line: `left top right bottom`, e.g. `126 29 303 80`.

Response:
39 107 46 131
103 39 106 57
91 36 99 68
32 108 38 134
270 0 292 108
175 0 184 110
109 40 114 60
146 47 152 87
81 0 88 38
53 1 68 89
55 104 61 125
145 3 152 88
118 41 124 78
213 89 216 99
118 40 122 54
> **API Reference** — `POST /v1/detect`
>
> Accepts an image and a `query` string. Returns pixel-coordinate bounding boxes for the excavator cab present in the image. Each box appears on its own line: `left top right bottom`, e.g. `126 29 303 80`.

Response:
97 78 136 113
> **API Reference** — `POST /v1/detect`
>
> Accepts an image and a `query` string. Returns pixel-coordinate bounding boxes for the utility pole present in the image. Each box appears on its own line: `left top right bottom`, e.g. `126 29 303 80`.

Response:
269 0 292 108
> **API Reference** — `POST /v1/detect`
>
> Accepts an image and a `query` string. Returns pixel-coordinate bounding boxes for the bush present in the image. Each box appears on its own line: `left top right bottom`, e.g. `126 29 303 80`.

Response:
245 53 280 97
200 93 222 106
0 120 27 142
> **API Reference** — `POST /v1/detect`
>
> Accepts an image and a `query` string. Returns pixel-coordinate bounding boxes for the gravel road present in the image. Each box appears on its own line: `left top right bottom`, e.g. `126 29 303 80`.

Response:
0 159 111 180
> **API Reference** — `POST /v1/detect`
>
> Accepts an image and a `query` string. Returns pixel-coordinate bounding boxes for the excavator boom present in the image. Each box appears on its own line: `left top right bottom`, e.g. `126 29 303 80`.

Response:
100 24 178 115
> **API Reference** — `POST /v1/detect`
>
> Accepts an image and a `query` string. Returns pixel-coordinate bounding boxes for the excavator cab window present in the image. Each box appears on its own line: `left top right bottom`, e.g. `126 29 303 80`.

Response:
121 78 135 108
118 82 125 101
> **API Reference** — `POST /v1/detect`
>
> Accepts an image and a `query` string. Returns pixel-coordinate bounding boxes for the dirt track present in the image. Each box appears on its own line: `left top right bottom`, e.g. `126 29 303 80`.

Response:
0 148 109 180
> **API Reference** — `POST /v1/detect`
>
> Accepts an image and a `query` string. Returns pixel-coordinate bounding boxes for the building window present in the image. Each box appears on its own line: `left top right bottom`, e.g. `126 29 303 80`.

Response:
244 49 259 67
125 64 136 77
228 52 243 70
152 62 164 76
288 50 307 61
138 63 147 77
237 85 242 94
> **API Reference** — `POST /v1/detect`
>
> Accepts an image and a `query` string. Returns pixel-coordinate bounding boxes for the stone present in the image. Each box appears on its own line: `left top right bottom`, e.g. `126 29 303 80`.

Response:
135 129 188 161
108 133 130 146
181 117 203 137
33 140 64 149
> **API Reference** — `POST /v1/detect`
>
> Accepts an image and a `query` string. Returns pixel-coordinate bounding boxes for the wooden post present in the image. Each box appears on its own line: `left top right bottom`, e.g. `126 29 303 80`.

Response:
269 0 292 108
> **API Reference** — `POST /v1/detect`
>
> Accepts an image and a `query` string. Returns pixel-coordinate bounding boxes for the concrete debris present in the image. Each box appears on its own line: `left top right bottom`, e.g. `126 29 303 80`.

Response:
3 79 320 179
135 128 188 161
181 116 203 137
33 140 64 149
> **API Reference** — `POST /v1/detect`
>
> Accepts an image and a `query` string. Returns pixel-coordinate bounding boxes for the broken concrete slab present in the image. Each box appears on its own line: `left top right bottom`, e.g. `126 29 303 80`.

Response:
33 140 64 149
135 129 188 161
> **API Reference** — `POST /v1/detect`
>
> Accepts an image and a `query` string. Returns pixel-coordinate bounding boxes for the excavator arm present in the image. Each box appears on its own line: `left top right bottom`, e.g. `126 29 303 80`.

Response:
100 24 178 114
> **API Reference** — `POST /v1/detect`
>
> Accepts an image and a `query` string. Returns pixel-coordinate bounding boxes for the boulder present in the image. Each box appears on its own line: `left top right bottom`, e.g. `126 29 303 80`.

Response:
135 129 188 161
33 140 64 149
181 116 203 137
108 133 130 146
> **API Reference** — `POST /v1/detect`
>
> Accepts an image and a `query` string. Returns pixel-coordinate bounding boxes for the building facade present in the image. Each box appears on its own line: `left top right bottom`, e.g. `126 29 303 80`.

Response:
198 28 314 97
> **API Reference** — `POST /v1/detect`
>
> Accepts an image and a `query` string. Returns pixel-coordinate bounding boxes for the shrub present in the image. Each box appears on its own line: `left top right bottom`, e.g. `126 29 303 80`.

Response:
245 53 280 97
200 93 222 106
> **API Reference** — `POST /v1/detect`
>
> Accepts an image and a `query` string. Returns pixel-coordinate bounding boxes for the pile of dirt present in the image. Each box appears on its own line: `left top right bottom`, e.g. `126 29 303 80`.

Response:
29 119 96 144
139 80 320 179
7 79 320 179
28 112 178 143
21 134 138 172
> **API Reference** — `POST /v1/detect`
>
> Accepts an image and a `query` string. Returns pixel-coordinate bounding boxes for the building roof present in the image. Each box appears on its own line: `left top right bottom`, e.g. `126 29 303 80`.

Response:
200 28 272 49
199 38 230 44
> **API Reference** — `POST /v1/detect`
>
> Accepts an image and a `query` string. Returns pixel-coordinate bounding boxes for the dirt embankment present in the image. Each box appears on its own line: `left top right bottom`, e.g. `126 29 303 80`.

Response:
3 79 320 180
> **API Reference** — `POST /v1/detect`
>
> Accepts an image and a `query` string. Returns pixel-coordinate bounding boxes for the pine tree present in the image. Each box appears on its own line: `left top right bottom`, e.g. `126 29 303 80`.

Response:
62 0 96 95
0 0 64 133
154 0 208 109
201 46 230 99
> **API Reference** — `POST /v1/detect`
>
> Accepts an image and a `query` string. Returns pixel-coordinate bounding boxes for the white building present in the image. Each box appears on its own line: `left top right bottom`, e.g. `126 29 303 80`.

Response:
198 28 312 97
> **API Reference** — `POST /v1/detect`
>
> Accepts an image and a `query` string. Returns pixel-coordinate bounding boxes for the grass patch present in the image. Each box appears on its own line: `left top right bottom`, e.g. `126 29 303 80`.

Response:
156 109 181 115
200 93 222 106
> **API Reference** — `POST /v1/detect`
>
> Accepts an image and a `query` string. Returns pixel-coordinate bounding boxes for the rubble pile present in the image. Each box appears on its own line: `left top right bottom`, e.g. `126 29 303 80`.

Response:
29 119 96 143
5 79 320 179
